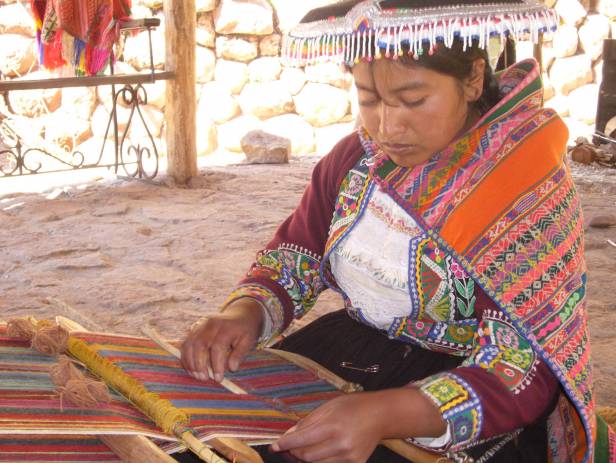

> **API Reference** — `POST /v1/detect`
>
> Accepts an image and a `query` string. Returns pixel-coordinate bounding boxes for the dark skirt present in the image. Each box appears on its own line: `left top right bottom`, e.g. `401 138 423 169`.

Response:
175 310 550 463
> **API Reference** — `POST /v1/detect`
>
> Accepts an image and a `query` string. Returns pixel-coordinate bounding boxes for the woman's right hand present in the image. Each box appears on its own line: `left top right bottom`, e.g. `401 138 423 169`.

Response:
180 298 264 382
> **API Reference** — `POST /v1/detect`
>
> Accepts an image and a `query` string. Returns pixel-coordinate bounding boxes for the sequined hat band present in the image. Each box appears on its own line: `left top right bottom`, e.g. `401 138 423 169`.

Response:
283 0 557 66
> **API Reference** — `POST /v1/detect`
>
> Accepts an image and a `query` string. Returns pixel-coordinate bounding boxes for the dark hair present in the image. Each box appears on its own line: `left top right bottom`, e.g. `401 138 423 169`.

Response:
398 38 503 115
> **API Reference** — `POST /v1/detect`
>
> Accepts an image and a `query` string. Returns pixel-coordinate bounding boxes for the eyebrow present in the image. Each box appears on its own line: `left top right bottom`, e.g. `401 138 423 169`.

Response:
355 81 428 93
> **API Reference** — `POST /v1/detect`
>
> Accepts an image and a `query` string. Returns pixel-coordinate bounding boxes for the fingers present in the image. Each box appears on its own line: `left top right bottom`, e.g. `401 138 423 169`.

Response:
180 314 259 382
228 334 254 371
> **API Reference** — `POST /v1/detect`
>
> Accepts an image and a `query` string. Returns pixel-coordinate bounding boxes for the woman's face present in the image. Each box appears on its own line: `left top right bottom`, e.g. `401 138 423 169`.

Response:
353 58 485 167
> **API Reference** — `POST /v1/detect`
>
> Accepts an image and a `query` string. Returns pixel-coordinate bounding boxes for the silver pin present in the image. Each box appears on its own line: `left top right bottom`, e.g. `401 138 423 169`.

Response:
340 362 380 373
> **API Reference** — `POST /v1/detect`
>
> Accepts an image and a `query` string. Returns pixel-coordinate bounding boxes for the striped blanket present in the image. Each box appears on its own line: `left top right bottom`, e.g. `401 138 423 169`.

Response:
0 327 341 461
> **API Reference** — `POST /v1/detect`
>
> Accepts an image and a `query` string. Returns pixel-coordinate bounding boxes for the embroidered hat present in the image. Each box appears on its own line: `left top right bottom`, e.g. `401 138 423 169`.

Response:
283 0 557 66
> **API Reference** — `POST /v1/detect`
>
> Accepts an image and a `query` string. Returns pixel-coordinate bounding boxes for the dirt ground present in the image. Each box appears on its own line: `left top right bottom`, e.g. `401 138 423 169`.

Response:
0 155 615 407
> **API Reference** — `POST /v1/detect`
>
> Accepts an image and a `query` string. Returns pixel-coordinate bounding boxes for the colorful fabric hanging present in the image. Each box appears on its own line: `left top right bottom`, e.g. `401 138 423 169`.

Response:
29 0 132 76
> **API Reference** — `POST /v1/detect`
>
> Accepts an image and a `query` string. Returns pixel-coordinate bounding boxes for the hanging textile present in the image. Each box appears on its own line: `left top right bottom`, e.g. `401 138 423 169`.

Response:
29 0 132 76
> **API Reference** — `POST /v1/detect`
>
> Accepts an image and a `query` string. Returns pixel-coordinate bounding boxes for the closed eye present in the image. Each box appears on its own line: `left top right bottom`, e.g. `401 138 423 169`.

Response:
402 97 426 108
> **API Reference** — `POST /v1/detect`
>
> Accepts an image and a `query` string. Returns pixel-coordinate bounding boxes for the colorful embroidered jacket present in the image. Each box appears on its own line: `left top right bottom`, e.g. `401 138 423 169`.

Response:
226 60 614 461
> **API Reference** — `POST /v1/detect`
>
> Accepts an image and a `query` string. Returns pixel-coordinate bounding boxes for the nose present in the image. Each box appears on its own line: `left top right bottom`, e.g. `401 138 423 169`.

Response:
378 103 406 141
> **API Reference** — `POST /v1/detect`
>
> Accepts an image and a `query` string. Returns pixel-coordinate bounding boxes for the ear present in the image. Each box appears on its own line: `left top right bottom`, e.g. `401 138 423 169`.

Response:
463 58 486 103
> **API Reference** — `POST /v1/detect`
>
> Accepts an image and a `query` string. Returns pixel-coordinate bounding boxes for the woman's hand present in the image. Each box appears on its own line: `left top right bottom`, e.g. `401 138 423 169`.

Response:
272 388 447 463
273 393 385 463
180 298 264 382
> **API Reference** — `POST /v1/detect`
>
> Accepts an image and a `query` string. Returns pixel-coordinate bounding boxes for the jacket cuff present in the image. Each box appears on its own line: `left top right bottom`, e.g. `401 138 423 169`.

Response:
224 282 290 344
413 372 483 451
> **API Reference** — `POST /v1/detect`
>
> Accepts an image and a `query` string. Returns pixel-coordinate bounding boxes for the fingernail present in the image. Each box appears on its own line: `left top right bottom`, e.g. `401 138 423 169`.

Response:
197 373 208 382
270 443 280 452
229 360 238 371
214 373 223 382
284 425 297 435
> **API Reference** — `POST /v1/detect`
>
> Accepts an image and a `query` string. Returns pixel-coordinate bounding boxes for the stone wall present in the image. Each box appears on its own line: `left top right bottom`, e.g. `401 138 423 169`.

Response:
0 0 614 161
536 0 616 141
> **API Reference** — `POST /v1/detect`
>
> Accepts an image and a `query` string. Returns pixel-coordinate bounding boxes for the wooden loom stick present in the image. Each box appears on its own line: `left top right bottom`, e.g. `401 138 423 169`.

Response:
2 315 175 463
144 328 453 463
55 317 228 463
142 325 264 463
267 349 454 463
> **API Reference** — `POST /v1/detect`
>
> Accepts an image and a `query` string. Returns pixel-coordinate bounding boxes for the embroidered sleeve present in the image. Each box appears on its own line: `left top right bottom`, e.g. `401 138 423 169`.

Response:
411 308 560 452
226 133 364 342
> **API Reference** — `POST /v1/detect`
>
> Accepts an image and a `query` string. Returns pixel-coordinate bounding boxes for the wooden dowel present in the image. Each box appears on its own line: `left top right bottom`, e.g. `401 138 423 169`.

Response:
142 325 263 463
51 317 178 463
101 435 177 463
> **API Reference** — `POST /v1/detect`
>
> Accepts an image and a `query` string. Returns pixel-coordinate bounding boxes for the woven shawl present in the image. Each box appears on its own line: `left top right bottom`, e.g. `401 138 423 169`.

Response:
343 59 606 462
30 0 131 75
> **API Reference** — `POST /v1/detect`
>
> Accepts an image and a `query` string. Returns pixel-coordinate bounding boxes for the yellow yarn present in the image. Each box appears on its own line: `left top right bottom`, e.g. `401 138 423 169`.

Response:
66 337 189 435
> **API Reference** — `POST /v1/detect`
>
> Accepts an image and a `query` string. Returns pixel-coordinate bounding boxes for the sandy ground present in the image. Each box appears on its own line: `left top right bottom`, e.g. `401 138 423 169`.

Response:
0 155 615 407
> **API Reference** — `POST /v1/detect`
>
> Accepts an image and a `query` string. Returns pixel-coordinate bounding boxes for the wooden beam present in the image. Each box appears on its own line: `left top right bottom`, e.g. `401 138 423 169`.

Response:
164 0 198 184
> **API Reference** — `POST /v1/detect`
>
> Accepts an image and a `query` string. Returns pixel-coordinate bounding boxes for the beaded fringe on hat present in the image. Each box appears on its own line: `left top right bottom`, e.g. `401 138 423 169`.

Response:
283 0 558 66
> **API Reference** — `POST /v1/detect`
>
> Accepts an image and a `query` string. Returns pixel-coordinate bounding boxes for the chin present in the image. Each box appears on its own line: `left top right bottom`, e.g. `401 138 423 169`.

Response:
387 150 432 168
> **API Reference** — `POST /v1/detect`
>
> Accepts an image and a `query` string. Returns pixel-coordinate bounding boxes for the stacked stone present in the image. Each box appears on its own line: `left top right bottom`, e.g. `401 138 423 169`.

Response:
0 0 97 154
0 0 353 160
535 0 615 142
8 0 613 160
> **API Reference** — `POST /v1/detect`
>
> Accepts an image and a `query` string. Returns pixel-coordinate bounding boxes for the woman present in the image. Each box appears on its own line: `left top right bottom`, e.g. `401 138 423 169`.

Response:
182 1 614 461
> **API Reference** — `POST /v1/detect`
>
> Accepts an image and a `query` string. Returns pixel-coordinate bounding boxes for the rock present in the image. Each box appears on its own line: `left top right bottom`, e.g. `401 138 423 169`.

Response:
8 72 62 117
315 122 356 155
515 41 534 61
140 0 162 8
549 55 593 95
593 59 603 86
541 45 556 71
262 114 315 155
259 34 282 56
91 104 114 139
578 15 611 61
61 87 97 120
280 67 307 96
598 0 616 18
248 57 282 82
294 83 350 127
141 79 167 110
551 25 578 58
132 104 165 138
197 81 239 123
214 0 273 35
129 5 152 18
544 94 570 117
44 113 93 152
196 46 216 83
217 115 262 152
562 117 595 144
542 73 555 101
214 59 249 94
0 34 36 77
304 62 353 89
196 118 217 155
240 130 291 164
589 214 616 228
238 81 294 119
268 0 320 33
568 84 599 124
555 0 587 26
0 3 34 36
123 30 165 70
196 0 217 12
215 36 258 62
196 13 216 48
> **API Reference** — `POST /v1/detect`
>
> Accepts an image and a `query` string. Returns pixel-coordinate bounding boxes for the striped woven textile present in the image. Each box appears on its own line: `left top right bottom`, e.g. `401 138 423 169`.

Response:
0 326 342 460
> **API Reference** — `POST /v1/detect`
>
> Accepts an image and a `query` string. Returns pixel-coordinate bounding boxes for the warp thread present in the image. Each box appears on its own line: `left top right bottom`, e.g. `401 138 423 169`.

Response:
7 318 111 408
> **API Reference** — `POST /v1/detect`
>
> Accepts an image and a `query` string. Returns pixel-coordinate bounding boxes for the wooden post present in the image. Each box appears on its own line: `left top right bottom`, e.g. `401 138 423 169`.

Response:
164 0 198 184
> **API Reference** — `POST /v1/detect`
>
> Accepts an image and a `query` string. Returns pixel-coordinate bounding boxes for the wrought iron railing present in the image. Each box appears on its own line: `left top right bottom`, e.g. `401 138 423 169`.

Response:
0 18 173 181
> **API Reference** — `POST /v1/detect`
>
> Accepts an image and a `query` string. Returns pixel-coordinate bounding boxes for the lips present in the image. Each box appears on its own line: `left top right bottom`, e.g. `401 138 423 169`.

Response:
380 142 417 155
